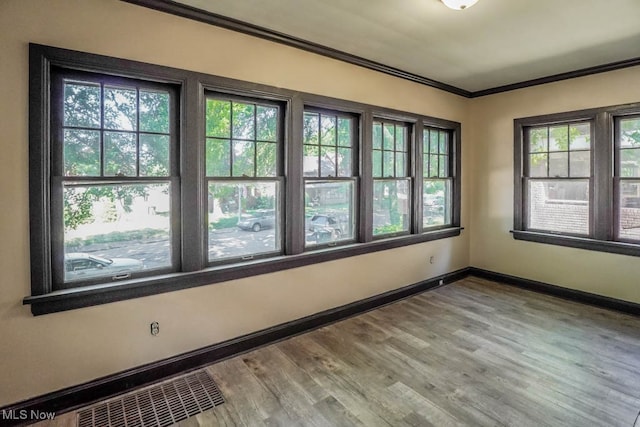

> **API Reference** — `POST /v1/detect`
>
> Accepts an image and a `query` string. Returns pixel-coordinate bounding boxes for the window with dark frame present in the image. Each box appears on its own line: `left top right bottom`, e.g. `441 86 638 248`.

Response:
423 127 453 229
514 103 640 257
616 116 640 242
51 68 180 290
303 109 357 248
27 44 462 315
205 96 284 262
524 121 592 235
372 120 411 237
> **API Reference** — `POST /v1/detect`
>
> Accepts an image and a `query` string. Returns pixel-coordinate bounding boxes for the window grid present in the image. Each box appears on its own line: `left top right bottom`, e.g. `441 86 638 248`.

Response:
423 127 452 228
372 121 408 178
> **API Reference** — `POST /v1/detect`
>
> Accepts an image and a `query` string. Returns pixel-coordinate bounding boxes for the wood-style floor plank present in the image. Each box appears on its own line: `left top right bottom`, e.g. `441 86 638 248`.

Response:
34 277 640 426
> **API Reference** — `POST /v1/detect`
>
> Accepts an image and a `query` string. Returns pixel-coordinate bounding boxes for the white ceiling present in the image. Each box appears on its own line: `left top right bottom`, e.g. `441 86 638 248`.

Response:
173 0 640 93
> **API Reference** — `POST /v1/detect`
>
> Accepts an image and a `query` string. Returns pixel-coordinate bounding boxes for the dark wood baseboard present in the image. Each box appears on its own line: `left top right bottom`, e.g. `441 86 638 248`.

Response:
0 268 468 426
469 267 640 316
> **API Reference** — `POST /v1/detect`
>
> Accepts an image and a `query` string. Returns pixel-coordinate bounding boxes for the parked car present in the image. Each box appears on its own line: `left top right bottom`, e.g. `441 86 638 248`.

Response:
237 210 276 232
308 214 344 236
64 252 144 281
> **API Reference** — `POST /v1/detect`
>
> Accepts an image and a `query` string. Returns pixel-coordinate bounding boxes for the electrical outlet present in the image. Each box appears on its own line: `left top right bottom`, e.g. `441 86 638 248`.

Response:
439 279 444 286
150 321 160 336
430 256 435 264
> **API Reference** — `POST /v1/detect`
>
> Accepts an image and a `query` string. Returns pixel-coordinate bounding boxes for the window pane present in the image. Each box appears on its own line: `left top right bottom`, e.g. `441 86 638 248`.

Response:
549 152 569 177
372 150 382 178
529 127 548 153
338 147 352 177
429 154 439 177
373 179 410 236
549 125 568 151
373 122 382 149
104 87 137 131
395 152 405 177
383 124 394 150
139 134 169 177
619 181 640 241
527 180 589 235
304 145 320 177
321 116 336 146
529 153 548 177
320 146 336 177
569 151 590 178
63 182 171 283
338 118 352 147
64 82 101 128
256 142 277 176
256 106 277 142
303 112 319 144
423 179 451 227
104 131 136 176
206 99 231 138
395 126 406 152
439 132 448 155
232 103 255 140
430 131 439 154
208 181 280 260
620 118 640 148
64 129 100 176
620 148 640 177
383 151 394 177
439 154 449 177
423 156 429 178
423 130 429 153
139 91 170 134
305 181 354 247
569 123 590 150
232 140 255 177
206 139 230 177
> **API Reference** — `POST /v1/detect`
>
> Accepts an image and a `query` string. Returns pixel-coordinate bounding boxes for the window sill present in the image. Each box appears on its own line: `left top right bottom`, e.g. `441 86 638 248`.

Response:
24 227 463 315
511 230 640 257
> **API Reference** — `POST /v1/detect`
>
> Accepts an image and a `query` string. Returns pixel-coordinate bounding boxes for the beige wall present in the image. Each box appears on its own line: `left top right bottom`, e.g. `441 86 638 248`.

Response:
0 0 470 406
469 67 640 305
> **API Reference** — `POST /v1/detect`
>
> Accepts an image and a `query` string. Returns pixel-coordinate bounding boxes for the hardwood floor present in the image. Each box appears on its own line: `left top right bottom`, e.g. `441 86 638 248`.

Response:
35 277 640 426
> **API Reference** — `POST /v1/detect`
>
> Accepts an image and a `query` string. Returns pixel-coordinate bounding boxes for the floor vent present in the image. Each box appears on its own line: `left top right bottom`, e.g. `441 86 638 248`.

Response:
77 370 224 427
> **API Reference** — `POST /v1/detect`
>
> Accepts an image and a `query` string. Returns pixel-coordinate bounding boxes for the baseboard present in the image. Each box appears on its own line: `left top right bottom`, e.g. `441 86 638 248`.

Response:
469 267 640 316
0 267 470 426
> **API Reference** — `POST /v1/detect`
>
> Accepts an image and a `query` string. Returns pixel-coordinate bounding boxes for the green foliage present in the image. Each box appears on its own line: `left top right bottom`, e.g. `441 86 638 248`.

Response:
62 81 171 229
374 224 405 235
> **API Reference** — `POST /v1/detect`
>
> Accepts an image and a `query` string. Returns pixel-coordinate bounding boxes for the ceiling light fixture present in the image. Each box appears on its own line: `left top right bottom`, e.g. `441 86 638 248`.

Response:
441 0 479 10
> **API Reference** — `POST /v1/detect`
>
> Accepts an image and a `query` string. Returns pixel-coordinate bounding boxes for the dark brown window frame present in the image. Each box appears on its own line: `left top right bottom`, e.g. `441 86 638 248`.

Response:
513 102 640 257
25 43 462 315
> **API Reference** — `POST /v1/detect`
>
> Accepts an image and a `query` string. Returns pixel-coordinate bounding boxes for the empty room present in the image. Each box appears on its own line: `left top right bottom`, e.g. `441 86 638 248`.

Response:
1 0 640 426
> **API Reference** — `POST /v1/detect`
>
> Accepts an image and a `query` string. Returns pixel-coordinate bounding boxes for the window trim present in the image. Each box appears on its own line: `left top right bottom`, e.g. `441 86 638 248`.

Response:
26 43 462 315
513 102 640 256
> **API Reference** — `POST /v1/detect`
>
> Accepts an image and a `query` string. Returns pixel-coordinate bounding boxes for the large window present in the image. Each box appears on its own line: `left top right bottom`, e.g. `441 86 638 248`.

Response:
27 44 462 315
514 103 640 257
524 122 591 235
303 110 357 248
205 96 283 262
423 127 453 229
616 116 640 242
52 69 179 289
372 120 411 237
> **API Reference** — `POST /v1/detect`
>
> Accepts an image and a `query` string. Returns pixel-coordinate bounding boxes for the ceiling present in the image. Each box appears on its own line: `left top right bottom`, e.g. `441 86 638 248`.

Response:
169 0 640 94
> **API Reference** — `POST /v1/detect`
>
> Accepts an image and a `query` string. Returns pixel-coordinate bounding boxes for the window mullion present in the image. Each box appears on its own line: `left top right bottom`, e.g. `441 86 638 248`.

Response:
286 95 305 255
414 120 424 234
360 111 374 242
181 76 205 272
593 111 612 240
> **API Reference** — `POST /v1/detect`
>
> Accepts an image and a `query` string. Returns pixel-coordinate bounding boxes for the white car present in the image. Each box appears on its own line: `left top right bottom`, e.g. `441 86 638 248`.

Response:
64 252 144 281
